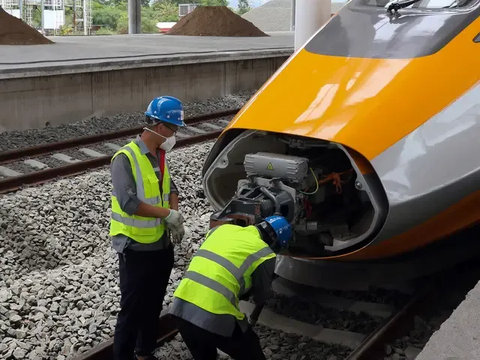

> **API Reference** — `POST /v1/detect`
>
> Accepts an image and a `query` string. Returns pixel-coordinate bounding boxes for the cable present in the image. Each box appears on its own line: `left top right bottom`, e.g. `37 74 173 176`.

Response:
300 168 354 195
299 167 319 195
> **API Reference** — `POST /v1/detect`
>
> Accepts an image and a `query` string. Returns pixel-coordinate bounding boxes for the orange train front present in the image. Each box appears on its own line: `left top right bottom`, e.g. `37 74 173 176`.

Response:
201 0 480 288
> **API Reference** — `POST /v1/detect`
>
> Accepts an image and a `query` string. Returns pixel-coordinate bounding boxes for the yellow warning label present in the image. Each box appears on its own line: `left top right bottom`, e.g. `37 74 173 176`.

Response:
266 163 274 171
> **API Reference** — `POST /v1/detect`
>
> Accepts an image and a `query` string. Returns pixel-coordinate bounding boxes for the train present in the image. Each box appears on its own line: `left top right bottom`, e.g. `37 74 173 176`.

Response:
201 0 480 289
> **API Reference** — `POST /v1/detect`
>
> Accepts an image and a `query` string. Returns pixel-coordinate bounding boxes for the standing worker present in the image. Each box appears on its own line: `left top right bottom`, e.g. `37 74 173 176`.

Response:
169 215 293 360
109 96 187 360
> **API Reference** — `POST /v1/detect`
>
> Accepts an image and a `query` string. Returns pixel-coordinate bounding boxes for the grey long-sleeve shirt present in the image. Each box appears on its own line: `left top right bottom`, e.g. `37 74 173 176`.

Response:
110 136 179 253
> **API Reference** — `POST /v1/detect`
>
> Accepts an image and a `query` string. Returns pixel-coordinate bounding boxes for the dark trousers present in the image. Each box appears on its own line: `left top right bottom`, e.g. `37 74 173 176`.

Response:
173 316 266 360
113 244 174 360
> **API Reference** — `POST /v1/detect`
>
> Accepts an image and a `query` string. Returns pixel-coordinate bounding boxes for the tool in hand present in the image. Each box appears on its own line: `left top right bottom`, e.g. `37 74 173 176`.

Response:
248 303 265 326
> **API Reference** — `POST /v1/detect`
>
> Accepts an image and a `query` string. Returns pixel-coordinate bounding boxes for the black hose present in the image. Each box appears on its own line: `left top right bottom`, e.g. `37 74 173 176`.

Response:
260 186 281 215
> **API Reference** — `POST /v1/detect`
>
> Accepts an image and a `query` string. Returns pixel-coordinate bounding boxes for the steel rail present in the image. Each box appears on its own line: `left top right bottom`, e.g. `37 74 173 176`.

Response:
345 281 435 360
72 308 178 360
0 130 221 194
0 108 239 164
72 285 433 360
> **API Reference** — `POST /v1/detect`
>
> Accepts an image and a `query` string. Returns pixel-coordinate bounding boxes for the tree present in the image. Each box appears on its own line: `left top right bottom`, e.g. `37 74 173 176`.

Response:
237 0 250 14
93 5 124 30
151 0 180 21
199 0 229 5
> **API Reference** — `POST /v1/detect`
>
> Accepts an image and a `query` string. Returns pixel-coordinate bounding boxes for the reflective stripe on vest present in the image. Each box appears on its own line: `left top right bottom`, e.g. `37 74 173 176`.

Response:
109 141 171 244
173 225 276 320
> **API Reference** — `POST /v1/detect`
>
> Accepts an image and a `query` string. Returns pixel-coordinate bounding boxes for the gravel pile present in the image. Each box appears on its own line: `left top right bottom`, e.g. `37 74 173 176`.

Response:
0 141 215 360
263 293 381 334
154 325 351 360
0 92 255 151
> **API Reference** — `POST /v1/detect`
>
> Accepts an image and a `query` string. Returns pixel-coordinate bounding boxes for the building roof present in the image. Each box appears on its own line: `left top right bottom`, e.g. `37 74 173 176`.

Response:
242 0 347 32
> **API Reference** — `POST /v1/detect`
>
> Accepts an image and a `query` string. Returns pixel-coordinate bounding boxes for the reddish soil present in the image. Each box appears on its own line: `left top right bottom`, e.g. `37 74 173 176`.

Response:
0 7 53 45
166 6 268 37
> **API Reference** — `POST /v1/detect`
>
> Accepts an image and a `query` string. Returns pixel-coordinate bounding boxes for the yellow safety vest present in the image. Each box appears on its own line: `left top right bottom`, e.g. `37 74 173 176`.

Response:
109 141 171 244
173 224 276 320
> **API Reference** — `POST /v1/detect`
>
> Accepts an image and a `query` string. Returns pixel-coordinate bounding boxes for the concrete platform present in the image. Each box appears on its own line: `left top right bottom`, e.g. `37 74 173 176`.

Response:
0 32 293 78
0 33 293 131
415 279 480 360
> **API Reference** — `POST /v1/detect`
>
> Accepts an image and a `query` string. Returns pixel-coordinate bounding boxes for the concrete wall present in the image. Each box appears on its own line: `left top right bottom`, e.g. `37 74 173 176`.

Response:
0 53 290 132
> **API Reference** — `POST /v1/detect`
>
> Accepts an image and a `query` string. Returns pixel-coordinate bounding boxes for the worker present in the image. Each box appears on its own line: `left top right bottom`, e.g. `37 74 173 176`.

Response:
169 215 293 360
109 95 187 360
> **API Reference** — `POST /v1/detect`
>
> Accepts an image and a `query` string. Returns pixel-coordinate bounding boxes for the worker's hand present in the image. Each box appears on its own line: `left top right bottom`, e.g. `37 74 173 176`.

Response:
164 209 184 228
169 223 185 245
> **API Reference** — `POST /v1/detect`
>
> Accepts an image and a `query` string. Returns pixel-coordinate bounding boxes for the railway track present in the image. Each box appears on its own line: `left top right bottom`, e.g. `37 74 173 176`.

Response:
70 256 480 360
71 275 436 360
0 108 240 194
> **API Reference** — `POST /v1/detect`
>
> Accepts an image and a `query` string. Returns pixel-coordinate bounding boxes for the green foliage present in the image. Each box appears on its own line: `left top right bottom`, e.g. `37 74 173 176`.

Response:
89 0 237 35
91 0 183 34
115 12 129 33
199 0 229 5
92 5 124 31
95 27 117 34
237 0 250 14
151 0 180 22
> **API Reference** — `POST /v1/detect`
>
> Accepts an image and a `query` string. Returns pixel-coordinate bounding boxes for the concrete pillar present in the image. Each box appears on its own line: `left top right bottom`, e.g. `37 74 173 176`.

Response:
83 0 88 35
128 0 141 34
291 0 295 31
40 0 44 33
294 0 331 50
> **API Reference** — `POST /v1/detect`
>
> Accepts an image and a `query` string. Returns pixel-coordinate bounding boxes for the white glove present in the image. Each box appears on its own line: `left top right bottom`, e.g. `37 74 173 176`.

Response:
169 223 185 245
164 209 184 228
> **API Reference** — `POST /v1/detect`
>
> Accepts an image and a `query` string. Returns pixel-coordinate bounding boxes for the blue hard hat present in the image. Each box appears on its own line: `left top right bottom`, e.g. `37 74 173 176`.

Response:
265 215 292 248
145 96 186 127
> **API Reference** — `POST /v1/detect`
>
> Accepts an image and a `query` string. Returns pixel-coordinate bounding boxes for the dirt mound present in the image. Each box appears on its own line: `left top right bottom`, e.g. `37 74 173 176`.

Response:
166 6 268 37
0 7 53 45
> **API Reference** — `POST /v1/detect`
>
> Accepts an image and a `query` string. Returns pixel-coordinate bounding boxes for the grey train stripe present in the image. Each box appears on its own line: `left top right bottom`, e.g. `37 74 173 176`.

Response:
304 0 480 59
371 82 480 244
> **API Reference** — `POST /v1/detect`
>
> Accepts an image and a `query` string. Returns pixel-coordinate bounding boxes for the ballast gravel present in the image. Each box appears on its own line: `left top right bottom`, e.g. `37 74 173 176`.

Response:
382 264 480 360
154 326 351 360
264 293 381 335
0 92 254 151
1 114 233 177
0 130 409 358
0 141 215 360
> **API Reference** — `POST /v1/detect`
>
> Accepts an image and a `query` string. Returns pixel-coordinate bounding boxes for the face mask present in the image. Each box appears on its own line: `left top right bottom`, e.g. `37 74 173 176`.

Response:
143 127 177 152
160 135 176 152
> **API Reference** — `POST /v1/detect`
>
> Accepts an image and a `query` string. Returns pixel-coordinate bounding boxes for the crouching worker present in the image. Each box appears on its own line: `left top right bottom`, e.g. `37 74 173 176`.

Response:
169 215 292 360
